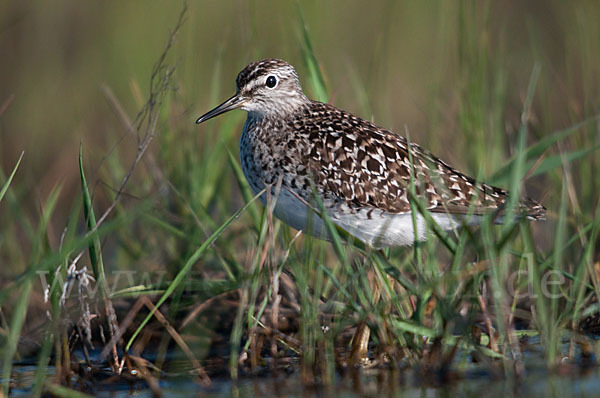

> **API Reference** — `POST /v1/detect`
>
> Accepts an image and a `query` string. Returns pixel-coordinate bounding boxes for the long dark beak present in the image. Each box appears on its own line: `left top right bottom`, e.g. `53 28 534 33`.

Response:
196 93 246 124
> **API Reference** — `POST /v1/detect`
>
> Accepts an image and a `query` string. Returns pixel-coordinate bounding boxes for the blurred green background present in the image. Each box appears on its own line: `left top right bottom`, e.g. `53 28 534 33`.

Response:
1 0 598 283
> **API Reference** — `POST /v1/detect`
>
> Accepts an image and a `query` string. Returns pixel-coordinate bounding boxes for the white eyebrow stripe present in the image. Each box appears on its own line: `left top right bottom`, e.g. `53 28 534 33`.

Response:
243 69 295 92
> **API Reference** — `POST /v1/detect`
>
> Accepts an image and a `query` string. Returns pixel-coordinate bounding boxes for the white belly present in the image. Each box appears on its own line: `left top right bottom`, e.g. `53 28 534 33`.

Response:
252 185 476 248
253 187 330 239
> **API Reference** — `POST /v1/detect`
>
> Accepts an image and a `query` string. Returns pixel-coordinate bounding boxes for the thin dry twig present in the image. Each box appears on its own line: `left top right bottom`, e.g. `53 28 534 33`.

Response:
142 297 212 387
127 354 163 395
179 293 225 330
89 2 187 234
0 94 15 117
101 84 165 187
76 2 187 375
98 297 146 362
477 289 499 353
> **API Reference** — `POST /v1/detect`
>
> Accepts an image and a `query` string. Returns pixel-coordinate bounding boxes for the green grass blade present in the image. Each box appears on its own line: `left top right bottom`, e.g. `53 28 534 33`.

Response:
297 5 328 103
389 318 436 337
1 279 32 396
0 199 154 307
79 144 106 292
32 328 54 396
0 151 23 203
43 383 94 398
2 181 63 395
125 189 265 351
227 149 260 226
528 144 600 179
489 115 600 185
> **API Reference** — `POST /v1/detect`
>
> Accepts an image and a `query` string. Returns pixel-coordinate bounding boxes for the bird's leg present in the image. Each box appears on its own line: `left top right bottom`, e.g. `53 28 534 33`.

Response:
349 261 383 366
349 321 372 366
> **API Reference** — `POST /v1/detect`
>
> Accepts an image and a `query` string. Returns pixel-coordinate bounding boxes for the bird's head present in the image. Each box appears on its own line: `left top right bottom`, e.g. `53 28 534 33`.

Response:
196 58 309 124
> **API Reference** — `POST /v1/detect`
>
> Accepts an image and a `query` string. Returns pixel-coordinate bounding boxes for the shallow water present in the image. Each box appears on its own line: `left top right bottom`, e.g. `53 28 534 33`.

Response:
9 363 600 397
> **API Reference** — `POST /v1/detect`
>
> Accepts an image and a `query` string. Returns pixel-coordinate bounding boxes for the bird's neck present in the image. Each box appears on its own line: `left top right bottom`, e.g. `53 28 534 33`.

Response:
246 96 311 121
244 111 283 135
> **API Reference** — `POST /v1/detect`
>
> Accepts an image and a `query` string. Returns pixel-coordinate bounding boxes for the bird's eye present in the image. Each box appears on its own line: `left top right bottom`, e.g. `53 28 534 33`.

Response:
265 75 277 88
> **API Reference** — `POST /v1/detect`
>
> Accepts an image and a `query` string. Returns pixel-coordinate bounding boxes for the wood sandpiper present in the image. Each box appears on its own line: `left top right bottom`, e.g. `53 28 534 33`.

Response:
196 58 545 248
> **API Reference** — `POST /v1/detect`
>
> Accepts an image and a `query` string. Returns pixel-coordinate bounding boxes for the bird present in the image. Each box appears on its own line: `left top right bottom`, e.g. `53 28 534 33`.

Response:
196 58 545 248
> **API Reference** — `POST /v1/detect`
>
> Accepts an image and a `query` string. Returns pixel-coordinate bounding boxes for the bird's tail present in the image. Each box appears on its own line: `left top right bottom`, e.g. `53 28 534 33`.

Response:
521 197 546 221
